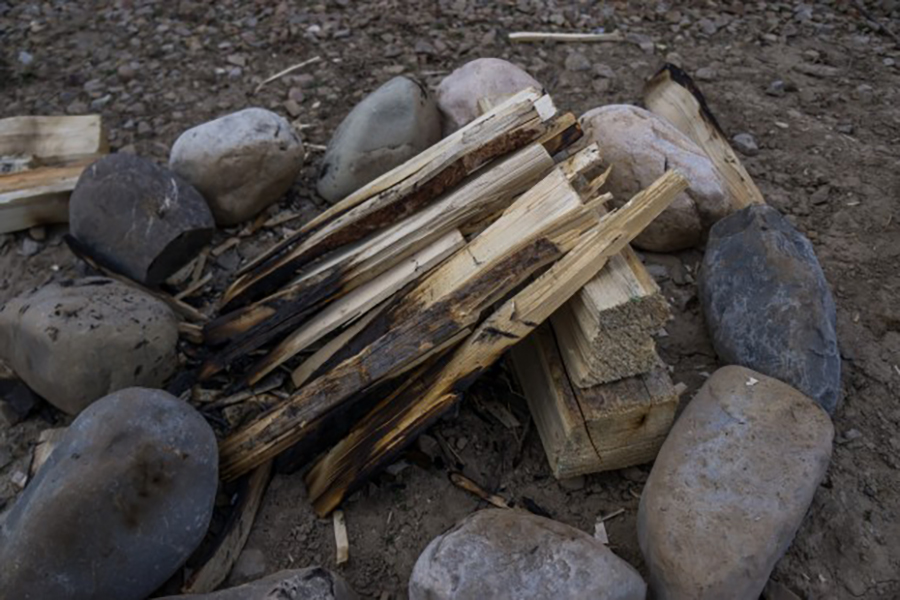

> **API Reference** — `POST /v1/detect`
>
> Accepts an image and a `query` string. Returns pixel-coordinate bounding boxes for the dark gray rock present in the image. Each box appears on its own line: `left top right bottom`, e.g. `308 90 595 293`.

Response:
731 132 759 156
69 153 215 285
0 388 218 600
316 76 441 204
638 366 833 600
170 108 305 226
409 509 646 600
0 278 179 415
699 205 841 413
160 568 359 600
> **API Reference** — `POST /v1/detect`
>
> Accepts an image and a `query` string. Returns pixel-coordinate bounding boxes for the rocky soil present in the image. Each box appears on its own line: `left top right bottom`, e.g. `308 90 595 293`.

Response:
1 1 899 598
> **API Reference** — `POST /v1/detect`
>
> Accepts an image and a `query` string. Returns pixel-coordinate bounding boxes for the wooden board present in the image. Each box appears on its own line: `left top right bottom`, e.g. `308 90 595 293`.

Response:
511 325 679 479
0 115 108 164
643 64 765 208
0 162 90 233
304 170 689 515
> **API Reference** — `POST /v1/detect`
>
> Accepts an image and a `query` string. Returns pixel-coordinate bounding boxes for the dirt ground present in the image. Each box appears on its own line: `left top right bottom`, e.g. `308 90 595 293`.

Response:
2 1 899 599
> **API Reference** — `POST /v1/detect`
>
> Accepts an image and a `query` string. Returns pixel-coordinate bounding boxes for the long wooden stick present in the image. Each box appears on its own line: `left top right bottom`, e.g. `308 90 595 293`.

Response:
509 31 625 43
305 170 689 515
222 89 557 308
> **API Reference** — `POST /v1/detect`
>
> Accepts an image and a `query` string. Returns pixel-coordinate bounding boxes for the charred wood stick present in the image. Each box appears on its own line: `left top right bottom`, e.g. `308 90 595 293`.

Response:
217 150 606 480
305 170 690 515
204 139 556 348
222 90 559 308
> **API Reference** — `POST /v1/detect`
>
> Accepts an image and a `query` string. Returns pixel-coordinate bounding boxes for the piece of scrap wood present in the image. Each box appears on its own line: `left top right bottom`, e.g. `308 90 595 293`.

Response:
29 427 68 478
181 461 273 594
509 31 624 43
175 272 213 301
333 509 349 566
449 472 510 509
255 56 322 93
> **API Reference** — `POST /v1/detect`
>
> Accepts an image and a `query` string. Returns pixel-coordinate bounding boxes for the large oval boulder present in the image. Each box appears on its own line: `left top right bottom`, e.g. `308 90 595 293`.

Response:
409 509 646 600
0 388 218 600
170 108 306 226
0 277 179 415
699 204 841 414
578 104 731 252
436 57 542 135
70 153 214 285
160 568 359 600
316 76 441 204
638 366 834 600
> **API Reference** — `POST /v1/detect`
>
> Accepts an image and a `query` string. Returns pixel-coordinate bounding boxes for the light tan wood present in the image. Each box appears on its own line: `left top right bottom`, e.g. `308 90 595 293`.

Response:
644 65 765 208
0 162 90 234
509 31 625 43
305 170 689 515
181 462 273 594
245 229 465 385
333 509 349 565
225 88 557 306
511 326 679 479
218 152 609 481
29 427 68 478
553 245 670 386
0 115 108 164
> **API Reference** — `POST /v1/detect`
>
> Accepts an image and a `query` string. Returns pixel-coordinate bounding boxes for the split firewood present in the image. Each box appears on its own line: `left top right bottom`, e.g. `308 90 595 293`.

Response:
643 64 765 208
510 325 679 479
222 88 561 308
0 161 91 234
0 115 108 165
181 461 273 594
552 245 671 386
305 170 689 515
201 139 557 376
217 146 609 480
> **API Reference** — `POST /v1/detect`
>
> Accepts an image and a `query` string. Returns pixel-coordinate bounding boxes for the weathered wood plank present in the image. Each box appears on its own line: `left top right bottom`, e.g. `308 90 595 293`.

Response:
0 115 108 164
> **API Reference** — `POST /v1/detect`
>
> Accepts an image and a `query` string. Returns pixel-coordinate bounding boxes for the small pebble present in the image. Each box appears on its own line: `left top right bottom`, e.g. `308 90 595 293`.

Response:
694 67 716 81
19 237 41 257
766 80 786 97
732 133 759 156
564 52 591 72
18 50 33 65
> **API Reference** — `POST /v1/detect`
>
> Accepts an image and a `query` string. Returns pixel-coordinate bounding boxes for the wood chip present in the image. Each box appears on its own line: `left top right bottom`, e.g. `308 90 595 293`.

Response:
174 272 212 301
449 472 510 509
333 509 349 566
211 236 240 257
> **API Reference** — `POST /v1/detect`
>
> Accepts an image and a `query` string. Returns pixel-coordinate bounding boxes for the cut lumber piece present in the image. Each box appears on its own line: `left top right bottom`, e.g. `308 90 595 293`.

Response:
0 115 108 165
0 161 91 234
217 149 610 481
223 88 559 308
552 246 671 387
203 141 555 349
643 64 765 208
305 170 689 515
510 325 679 479
181 461 273 594
241 229 466 385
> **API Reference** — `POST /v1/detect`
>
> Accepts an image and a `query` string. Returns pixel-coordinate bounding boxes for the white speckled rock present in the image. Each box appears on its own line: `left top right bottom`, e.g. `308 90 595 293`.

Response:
578 104 732 252
638 366 834 600
0 278 179 415
170 108 305 225
410 509 646 600
0 388 218 600
316 76 441 204
435 58 543 135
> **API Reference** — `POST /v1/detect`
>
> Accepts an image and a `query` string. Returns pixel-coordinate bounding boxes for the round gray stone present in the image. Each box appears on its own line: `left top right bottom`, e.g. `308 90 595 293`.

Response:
170 108 305 226
638 366 834 600
69 153 214 285
316 76 441 204
0 387 218 600
410 509 646 600
0 277 179 415
699 204 841 413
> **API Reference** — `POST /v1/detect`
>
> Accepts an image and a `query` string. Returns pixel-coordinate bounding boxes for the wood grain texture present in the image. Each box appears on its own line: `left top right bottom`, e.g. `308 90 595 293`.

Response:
0 115 108 164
